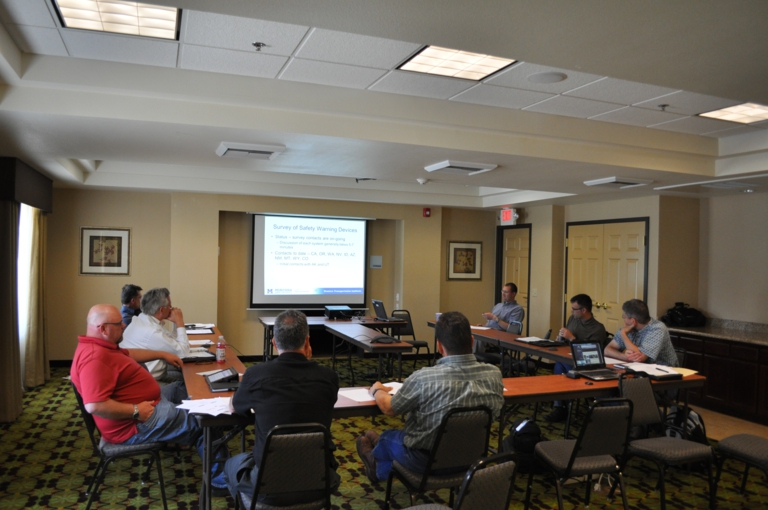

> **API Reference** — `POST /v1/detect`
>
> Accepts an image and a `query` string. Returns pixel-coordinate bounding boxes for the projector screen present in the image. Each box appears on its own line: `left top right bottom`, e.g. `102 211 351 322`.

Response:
250 214 368 309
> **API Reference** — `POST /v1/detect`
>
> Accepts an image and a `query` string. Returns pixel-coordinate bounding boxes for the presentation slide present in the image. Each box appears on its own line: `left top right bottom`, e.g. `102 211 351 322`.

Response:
251 214 368 309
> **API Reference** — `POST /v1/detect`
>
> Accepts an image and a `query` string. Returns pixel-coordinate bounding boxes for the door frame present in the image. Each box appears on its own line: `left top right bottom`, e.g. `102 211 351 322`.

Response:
564 217 649 324
495 224 532 336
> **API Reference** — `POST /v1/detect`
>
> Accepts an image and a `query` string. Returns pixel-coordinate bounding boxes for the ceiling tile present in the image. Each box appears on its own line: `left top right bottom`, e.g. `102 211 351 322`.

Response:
179 44 288 79
280 58 387 89
5 24 67 56
60 30 178 67
634 90 742 116
649 115 737 135
295 28 421 69
182 10 309 56
590 106 686 127
523 95 622 119
485 62 603 94
0 0 56 28
369 70 474 99
565 77 679 106
450 84 554 109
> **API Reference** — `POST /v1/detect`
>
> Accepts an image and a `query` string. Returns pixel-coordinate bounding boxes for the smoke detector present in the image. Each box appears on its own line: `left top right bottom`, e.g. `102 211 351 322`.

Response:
215 142 285 160
424 160 497 176
583 176 653 189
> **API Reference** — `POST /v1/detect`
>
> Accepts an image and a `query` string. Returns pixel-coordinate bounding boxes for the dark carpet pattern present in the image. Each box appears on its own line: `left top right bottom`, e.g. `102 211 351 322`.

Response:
1 360 766 509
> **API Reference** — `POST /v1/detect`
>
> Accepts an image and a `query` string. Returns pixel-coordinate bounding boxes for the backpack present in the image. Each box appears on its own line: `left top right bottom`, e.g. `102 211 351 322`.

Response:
660 302 706 328
501 417 545 473
665 406 708 446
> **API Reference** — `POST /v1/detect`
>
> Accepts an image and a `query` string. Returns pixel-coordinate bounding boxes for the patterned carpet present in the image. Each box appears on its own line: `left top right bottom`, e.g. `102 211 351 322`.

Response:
1 360 766 509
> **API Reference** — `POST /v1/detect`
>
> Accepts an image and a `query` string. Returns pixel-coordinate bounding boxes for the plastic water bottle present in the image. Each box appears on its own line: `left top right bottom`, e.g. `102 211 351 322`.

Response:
216 336 226 364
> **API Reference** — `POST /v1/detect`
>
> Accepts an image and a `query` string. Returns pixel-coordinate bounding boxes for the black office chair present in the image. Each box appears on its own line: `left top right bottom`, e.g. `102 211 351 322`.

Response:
384 406 494 509
237 423 333 510
524 398 633 510
714 433 768 498
403 452 517 510
393 309 431 369
71 383 168 510
610 374 715 510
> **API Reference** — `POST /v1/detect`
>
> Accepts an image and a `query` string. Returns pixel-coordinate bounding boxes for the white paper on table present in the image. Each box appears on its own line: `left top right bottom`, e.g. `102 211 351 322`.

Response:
196 369 244 377
184 351 216 359
515 337 544 343
470 326 491 330
339 382 403 403
187 328 214 335
177 397 233 416
186 323 215 328
189 340 214 346
615 362 681 377
605 356 625 365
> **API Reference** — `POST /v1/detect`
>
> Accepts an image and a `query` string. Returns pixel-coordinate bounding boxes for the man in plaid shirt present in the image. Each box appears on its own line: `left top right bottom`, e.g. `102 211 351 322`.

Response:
604 298 679 367
356 311 504 482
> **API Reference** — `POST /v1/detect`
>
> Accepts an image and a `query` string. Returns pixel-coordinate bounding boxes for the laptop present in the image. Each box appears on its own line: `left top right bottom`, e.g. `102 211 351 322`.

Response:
371 299 403 322
570 342 620 381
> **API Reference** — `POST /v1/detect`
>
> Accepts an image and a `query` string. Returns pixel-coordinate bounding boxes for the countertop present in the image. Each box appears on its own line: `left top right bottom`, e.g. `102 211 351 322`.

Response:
668 320 768 347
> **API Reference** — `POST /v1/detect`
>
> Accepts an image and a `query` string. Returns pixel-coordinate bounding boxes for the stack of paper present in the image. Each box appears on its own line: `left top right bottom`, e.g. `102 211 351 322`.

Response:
338 382 403 403
177 397 233 416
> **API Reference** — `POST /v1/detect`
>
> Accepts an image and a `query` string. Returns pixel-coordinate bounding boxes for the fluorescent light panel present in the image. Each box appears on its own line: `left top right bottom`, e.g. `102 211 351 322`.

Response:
399 46 515 81
699 102 768 124
53 1 179 40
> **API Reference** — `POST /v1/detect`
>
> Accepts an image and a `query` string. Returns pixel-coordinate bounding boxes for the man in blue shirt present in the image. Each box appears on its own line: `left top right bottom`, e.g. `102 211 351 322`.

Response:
120 284 142 326
604 299 678 367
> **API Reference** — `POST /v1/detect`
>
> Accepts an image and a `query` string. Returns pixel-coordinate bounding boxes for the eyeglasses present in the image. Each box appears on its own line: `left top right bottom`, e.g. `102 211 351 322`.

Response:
571 307 584 311
99 321 123 328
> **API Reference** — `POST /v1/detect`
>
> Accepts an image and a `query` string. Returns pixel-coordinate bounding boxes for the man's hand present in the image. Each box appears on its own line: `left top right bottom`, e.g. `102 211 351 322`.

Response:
368 382 395 416
559 327 575 341
621 324 636 336
136 401 156 422
163 352 183 369
168 307 185 328
369 381 393 397
482 312 496 321
625 349 648 363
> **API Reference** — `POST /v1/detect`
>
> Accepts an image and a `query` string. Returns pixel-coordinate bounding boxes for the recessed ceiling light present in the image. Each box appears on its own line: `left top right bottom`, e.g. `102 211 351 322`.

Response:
399 46 515 81
527 72 567 84
52 1 179 40
699 102 768 124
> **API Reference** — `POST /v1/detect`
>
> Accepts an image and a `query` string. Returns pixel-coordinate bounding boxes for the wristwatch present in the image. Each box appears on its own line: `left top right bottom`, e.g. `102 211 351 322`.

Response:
132 404 139 421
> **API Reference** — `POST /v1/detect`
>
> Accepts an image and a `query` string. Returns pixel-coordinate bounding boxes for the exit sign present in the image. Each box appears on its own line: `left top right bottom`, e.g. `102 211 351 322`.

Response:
500 208 517 225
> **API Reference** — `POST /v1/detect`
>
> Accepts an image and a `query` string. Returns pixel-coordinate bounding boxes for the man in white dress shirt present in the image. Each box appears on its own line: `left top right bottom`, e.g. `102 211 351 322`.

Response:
122 287 191 382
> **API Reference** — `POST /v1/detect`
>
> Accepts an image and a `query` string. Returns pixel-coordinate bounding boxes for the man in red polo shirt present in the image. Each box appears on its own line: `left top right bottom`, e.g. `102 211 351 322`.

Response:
71 303 228 491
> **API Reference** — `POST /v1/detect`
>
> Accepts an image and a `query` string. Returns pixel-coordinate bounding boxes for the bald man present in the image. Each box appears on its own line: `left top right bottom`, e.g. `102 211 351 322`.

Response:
71 304 229 493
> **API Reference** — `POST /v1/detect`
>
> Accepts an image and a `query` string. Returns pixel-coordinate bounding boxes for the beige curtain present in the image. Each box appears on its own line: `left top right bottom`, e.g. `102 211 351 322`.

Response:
23 208 48 388
0 200 22 422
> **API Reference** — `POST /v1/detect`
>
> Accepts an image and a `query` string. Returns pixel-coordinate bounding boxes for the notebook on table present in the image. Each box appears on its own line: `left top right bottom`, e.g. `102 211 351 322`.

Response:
371 299 404 322
570 342 620 381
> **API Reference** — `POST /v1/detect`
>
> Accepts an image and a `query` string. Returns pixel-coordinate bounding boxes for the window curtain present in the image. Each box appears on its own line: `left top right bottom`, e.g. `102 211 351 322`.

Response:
22 207 48 388
0 200 22 422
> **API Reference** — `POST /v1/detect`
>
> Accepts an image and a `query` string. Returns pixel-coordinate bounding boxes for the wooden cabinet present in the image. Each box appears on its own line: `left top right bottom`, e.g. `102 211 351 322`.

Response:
670 332 768 425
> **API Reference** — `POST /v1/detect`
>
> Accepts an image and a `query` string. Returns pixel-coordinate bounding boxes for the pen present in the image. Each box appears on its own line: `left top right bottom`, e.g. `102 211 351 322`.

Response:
657 368 670 373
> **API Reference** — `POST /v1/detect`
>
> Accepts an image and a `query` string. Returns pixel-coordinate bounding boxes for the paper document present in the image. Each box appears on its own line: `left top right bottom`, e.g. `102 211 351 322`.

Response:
672 367 698 377
189 340 214 346
187 328 214 335
616 362 681 377
186 323 215 328
471 326 491 330
177 397 233 416
184 351 216 358
605 356 625 365
339 382 403 403
515 337 544 343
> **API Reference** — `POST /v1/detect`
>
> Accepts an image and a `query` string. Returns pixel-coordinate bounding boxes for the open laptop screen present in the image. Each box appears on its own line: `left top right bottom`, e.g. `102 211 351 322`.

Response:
571 342 605 369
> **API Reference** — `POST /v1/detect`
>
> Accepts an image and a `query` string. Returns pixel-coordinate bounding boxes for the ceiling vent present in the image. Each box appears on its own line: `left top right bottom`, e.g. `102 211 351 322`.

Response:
700 181 759 190
215 142 285 160
424 160 497 176
583 176 653 189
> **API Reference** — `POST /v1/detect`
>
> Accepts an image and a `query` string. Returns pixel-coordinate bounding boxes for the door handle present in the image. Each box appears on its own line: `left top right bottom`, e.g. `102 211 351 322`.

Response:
594 302 604 309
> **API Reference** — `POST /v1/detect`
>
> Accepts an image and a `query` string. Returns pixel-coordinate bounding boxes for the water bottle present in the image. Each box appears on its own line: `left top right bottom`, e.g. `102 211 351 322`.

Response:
216 336 226 364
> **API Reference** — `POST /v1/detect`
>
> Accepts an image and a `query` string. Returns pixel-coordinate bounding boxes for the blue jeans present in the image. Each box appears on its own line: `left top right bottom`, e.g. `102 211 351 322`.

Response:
123 397 228 487
553 362 568 407
372 429 431 481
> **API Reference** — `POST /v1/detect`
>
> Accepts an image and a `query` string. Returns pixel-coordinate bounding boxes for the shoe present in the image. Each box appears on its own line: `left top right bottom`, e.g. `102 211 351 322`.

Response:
365 430 380 447
210 462 229 497
544 406 568 423
356 435 378 483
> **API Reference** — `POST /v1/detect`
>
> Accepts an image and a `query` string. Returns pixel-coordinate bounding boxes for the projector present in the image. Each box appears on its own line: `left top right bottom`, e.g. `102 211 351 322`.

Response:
325 305 352 320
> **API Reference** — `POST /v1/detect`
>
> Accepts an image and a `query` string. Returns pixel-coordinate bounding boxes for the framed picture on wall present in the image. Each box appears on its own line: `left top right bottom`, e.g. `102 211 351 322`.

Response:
80 227 131 276
447 241 482 280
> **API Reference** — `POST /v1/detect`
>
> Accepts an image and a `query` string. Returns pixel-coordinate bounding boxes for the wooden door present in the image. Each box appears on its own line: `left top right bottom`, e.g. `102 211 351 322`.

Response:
567 221 646 334
503 228 530 335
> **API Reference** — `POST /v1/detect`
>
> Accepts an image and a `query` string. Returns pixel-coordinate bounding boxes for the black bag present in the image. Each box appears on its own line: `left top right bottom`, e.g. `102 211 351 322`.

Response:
501 417 545 473
665 406 708 446
660 302 706 328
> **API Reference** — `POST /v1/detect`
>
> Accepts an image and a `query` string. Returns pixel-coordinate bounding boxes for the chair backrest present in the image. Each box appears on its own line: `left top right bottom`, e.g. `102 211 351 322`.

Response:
252 423 331 508
618 374 663 427
674 347 687 368
427 406 494 474
71 382 102 455
392 310 415 338
506 321 523 335
543 329 552 340
564 398 633 476
454 452 517 510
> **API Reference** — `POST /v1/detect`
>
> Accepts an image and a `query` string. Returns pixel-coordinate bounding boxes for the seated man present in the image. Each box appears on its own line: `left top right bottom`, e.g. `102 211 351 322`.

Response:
225 310 340 504
604 298 679 367
71 304 228 491
545 294 607 422
357 311 504 482
120 284 143 326
122 287 190 382
475 282 525 356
